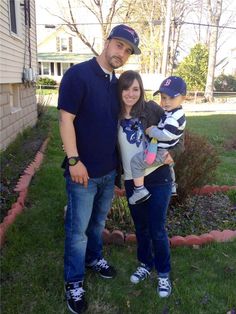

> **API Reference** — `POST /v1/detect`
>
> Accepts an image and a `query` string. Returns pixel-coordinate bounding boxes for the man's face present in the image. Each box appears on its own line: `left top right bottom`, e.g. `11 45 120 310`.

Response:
104 39 133 69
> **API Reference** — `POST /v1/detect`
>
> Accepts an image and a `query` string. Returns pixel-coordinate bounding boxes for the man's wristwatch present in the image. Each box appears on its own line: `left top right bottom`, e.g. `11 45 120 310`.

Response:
68 156 80 166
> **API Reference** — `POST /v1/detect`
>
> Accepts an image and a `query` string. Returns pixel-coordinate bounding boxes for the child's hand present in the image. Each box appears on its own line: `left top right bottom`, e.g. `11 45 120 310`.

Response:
145 126 155 136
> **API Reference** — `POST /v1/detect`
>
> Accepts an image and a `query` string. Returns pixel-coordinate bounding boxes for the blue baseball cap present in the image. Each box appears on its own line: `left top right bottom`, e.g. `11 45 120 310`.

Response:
153 76 187 97
107 24 141 55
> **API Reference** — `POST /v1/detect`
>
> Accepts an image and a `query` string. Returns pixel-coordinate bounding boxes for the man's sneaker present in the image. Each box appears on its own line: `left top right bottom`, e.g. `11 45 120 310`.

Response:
65 281 87 314
87 258 116 278
130 263 151 284
129 187 151 205
157 276 172 298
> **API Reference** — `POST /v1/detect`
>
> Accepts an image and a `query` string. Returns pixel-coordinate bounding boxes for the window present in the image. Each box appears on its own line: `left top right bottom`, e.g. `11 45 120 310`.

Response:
61 38 68 51
56 37 73 52
9 0 17 33
38 62 42 75
62 63 70 75
8 0 22 36
50 63 54 76
42 63 50 75
57 63 61 76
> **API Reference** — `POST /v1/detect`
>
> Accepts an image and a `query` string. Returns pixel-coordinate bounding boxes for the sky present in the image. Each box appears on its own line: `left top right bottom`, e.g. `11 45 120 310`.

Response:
35 0 236 73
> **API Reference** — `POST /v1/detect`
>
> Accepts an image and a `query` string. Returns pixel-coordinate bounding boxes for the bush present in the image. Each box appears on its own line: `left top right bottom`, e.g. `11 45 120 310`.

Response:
174 130 220 202
108 130 220 231
37 77 57 89
214 74 236 92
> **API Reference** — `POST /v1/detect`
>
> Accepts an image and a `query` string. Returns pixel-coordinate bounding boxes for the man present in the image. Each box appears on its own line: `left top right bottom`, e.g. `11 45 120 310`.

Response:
58 24 141 314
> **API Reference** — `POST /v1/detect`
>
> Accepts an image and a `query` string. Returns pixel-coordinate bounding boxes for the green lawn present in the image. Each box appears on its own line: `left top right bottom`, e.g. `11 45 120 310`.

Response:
186 114 236 185
1 108 236 313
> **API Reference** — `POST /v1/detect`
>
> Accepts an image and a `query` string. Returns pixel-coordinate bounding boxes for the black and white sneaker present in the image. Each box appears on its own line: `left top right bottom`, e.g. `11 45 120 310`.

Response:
129 187 151 205
87 258 116 278
65 281 87 314
171 183 178 197
157 276 172 298
130 263 151 284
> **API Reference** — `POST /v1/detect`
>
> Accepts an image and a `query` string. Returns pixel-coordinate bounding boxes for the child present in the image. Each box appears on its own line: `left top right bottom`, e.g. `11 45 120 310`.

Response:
129 76 187 205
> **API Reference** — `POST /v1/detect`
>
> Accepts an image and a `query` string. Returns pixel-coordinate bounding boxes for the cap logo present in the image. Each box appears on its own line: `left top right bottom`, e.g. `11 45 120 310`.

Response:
124 27 139 43
164 79 172 86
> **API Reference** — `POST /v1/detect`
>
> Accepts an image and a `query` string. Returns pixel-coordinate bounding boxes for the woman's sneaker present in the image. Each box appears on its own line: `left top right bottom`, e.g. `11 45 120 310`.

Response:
65 281 87 314
87 258 116 278
130 263 151 284
157 276 172 298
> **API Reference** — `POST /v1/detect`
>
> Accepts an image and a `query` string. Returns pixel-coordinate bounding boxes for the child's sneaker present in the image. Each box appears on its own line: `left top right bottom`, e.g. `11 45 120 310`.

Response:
157 276 172 298
129 187 151 205
171 183 178 196
130 263 151 284
144 138 158 165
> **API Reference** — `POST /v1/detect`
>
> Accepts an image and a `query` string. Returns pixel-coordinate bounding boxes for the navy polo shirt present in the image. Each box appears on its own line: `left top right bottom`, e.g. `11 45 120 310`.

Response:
58 57 120 178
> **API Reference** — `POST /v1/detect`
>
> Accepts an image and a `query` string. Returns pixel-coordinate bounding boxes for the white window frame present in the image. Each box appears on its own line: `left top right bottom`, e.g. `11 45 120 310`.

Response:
8 0 23 38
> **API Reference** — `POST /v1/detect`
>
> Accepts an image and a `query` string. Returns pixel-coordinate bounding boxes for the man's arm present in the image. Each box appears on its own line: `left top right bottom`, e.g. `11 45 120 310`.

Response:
59 109 89 187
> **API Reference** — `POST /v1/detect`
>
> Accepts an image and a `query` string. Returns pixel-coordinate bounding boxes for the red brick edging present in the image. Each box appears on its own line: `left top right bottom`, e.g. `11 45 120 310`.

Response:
112 186 236 247
1 139 235 248
101 229 236 248
0 138 49 248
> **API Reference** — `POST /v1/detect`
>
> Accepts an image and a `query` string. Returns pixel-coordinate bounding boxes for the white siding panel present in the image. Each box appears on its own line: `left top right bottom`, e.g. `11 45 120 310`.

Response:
0 0 37 83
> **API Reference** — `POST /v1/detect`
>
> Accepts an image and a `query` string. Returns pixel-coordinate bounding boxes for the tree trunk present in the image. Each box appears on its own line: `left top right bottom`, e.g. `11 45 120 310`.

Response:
204 0 222 102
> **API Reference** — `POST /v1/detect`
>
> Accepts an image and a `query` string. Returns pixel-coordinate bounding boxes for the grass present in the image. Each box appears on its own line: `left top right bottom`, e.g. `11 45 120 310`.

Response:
1 108 236 313
186 114 236 185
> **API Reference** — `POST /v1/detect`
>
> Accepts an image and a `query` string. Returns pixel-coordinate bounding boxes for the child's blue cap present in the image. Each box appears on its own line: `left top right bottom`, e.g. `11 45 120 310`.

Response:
153 76 187 97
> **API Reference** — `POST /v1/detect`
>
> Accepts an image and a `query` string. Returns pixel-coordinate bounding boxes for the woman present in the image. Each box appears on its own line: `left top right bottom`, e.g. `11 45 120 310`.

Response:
117 70 184 298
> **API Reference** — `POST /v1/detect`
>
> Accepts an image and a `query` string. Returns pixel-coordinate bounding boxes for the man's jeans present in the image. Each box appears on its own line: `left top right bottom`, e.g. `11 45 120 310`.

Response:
125 180 172 275
64 170 116 282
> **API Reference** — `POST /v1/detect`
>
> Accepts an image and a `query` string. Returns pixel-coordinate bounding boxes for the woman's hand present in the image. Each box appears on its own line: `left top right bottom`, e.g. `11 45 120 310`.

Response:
69 161 89 187
163 152 174 165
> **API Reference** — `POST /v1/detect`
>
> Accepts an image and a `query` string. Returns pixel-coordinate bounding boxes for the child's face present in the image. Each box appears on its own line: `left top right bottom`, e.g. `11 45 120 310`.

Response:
160 93 185 111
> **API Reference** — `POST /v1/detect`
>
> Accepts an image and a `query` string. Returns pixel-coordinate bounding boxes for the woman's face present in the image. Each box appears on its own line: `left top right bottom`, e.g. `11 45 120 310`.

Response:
121 79 141 109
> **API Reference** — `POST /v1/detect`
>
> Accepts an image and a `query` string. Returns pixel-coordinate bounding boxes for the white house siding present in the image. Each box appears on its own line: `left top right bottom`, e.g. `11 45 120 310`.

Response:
0 0 38 151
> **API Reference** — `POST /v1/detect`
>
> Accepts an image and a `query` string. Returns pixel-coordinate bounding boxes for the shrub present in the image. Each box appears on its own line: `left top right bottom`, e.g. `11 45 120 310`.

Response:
214 74 236 92
174 130 220 202
37 77 57 89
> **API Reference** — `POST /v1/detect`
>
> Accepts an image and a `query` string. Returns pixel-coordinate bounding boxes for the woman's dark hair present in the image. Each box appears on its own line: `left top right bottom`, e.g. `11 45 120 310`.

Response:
118 70 145 118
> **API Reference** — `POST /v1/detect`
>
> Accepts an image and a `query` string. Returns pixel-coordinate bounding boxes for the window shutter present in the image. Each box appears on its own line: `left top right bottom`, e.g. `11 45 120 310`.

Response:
56 37 60 52
69 37 73 52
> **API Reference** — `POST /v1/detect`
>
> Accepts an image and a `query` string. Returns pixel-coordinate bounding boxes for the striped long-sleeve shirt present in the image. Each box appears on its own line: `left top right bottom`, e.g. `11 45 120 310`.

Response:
148 106 186 149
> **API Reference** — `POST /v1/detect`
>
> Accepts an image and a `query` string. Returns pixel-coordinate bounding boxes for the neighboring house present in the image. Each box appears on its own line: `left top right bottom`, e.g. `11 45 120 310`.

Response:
0 0 38 151
37 24 141 84
37 25 95 83
217 47 236 77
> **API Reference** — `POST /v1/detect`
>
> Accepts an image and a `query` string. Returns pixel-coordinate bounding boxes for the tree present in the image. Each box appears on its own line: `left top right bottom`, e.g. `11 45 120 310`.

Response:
47 0 124 56
204 0 223 102
175 43 208 91
167 0 201 75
